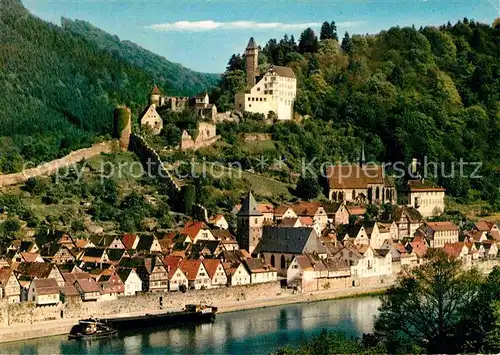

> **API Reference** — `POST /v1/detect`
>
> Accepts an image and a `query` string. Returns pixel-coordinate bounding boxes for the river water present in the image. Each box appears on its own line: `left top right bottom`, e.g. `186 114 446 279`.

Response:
2 297 381 355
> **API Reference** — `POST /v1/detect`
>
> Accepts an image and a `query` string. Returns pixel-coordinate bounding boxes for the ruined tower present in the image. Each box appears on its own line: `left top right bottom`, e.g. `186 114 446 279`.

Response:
245 37 259 89
236 191 264 254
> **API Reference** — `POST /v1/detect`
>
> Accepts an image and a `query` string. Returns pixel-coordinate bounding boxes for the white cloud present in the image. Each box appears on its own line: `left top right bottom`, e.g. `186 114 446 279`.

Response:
146 20 365 32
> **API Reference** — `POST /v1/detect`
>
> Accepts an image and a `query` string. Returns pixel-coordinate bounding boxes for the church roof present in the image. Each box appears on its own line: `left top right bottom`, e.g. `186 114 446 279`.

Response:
150 85 161 95
246 37 257 49
237 192 263 217
268 65 295 78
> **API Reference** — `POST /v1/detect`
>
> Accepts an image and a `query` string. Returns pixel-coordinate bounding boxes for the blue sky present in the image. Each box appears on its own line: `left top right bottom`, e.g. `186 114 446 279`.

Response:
23 0 499 74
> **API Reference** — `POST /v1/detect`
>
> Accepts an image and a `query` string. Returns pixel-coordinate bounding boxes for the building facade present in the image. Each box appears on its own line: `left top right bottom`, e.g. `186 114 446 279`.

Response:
234 38 297 121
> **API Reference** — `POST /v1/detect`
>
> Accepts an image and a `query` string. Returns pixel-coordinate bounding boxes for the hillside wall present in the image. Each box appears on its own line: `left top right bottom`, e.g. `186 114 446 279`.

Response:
0 141 117 188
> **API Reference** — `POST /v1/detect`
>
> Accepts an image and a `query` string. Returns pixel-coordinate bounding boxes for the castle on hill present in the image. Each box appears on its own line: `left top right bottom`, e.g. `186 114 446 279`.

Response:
234 37 297 121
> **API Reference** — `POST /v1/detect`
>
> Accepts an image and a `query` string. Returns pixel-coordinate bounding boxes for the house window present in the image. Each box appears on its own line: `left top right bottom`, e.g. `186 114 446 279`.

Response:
280 255 286 269
257 87 260 91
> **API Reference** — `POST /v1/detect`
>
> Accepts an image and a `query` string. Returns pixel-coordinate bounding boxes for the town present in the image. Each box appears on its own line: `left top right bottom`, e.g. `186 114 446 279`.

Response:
0 36 499 319
0 15 499 351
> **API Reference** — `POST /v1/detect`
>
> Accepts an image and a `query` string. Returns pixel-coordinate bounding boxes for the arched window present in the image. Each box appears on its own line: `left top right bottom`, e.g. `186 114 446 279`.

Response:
376 187 380 200
368 188 373 203
352 190 356 200
270 254 275 267
339 192 344 202
280 255 286 269
332 192 337 201
386 189 390 201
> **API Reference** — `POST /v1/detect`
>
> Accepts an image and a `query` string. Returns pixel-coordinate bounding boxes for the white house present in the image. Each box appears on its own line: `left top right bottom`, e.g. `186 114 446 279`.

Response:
332 245 392 280
179 260 212 290
118 269 143 296
27 278 60 306
223 262 251 286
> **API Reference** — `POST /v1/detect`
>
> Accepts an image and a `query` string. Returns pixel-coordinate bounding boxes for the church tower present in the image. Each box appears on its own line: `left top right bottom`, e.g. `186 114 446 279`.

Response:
236 191 264 254
245 37 259 89
149 85 161 106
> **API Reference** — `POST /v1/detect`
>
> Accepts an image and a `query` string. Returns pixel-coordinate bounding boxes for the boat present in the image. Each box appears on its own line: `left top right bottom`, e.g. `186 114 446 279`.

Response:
102 304 218 331
68 319 118 340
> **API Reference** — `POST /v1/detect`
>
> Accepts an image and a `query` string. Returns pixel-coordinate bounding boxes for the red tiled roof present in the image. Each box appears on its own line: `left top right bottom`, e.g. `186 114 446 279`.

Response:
179 260 202 281
203 259 223 279
0 267 14 284
279 218 299 227
274 206 293 216
122 234 139 250
408 179 445 192
62 272 91 286
76 279 101 293
163 255 183 278
181 221 209 239
15 262 55 279
443 242 466 258
291 202 322 217
326 165 384 189
475 221 496 232
426 221 458 231
32 278 59 295
299 216 314 226
20 252 40 262
346 206 366 216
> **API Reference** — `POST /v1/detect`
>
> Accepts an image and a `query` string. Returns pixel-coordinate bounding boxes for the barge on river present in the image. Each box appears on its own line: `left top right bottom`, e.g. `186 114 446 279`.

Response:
102 304 217 331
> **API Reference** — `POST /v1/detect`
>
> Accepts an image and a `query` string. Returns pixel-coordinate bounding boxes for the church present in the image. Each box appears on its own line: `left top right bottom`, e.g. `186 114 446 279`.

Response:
234 37 297 121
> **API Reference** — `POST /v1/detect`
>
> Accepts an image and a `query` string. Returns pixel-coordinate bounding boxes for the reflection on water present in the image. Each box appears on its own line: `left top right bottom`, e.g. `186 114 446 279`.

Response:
3 297 380 355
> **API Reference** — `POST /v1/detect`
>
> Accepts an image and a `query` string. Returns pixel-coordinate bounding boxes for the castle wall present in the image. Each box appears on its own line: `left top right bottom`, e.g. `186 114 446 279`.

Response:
0 141 117 188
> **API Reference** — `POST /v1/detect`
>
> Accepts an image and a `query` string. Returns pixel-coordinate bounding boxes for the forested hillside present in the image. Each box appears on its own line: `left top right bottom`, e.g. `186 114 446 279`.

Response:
0 0 218 172
212 19 500 210
61 18 220 96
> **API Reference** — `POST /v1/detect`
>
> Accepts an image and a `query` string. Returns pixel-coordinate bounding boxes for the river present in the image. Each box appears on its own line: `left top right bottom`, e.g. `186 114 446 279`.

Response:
2 297 381 354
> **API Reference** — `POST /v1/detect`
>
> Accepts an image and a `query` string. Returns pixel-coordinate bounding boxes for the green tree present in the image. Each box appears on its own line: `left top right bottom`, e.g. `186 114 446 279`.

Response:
320 22 332 40
374 249 483 353
341 32 353 53
295 175 321 200
298 28 319 53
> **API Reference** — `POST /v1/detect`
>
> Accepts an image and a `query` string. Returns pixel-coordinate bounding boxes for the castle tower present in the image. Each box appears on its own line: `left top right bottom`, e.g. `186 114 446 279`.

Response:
149 85 161 106
245 37 259 89
236 191 264 254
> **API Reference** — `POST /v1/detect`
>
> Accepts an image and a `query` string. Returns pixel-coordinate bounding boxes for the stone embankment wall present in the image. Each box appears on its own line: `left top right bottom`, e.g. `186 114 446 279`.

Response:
0 282 281 330
0 141 117 188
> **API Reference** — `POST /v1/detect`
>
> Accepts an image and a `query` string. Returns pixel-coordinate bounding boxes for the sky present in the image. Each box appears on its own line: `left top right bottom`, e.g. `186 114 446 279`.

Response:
23 0 499 74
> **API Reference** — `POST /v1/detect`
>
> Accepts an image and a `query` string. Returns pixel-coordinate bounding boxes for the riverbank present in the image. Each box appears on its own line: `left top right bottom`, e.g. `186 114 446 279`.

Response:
0 283 390 344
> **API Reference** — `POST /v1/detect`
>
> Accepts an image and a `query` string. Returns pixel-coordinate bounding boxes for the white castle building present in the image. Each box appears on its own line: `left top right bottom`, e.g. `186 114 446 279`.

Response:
234 37 297 121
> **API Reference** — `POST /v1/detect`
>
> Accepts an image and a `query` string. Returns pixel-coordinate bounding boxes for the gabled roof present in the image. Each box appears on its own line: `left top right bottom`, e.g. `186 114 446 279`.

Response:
122 234 139 250
408 179 445 192
75 279 101 293
274 205 293 216
391 205 423 223
181 221 210 238
279 218 300 227
203 259 224 279
443 242 467 258
211 229 236 242
163 255 183 278
254 227 326 255
237 192 263 217
326 165 385 189
322 202 344 215
32 278 59 295
59 285 79 297
15 262 55 280
474 221 497 232
425 221 458 231
291 202 322 217
179 260 203 281
19 241 37 253
243 258 275 273
20 252 42 262
267 65 295 78
0 267 16 285
62 272 92 285
116 269 135 283
106 249 128 261
135 235 157 251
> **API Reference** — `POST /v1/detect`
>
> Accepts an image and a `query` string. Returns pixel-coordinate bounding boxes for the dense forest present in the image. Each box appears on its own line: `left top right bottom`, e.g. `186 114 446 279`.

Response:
0 0 218 172
211 18 500 210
